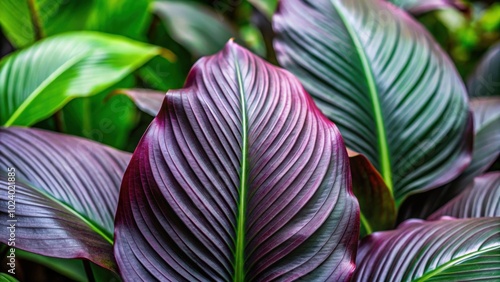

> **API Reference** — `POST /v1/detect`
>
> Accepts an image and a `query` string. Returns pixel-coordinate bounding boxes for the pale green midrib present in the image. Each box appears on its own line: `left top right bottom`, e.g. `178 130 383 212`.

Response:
413 245 499 282
27 181 114 244
232 47 249 282
4 53 86 126
329 1 393 192
359 212 373 235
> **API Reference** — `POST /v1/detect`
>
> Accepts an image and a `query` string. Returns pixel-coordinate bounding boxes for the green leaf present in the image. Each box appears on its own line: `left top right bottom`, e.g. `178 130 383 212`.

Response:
274 0 471 205
468 42 500 97
0 0 93 47
399 97 500 220
0 31 161 127
153 1 236 57
85 0 152 40
0 273 18 282
60 75 139 150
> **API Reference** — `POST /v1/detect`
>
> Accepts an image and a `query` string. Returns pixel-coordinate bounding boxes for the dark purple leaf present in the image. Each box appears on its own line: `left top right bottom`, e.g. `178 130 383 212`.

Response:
114 41 359 281
429 172 500 219
354 217 500 281
0 127 131 271
348 149 396 237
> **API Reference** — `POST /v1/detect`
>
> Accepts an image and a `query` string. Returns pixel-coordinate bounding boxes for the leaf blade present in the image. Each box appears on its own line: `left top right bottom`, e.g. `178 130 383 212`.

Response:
114 41 359 281
273 0 471 205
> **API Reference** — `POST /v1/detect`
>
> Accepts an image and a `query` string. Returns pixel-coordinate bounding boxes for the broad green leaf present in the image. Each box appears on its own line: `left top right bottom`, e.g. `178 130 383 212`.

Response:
429 172 500 219
399 97 500 219
85 0 152 40
274 0 471 205
0 273 18 282
348 150 396 237
468 42 500 97
114 41 359 281
15 249 87 281
60 75 139 150
0 127 131 271
153 1 236 57
0 0 93 47
0 31 162 127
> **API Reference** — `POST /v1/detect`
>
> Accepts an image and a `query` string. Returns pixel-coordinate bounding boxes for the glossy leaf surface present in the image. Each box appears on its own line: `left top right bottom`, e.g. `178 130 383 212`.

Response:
274 0 471 205
399 97 500 219
354 217 500 281
114 41 359 281
429 172 500 219
0 32 161 126
0 127 131 270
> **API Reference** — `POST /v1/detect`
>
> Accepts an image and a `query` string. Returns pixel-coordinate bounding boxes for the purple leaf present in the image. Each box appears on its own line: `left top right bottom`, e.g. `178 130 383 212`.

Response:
389 0 469 15
0 127 131 271
354 217 500 281
429 172 500 219
348 149 396 237
112 88 166 116
114 41 359 281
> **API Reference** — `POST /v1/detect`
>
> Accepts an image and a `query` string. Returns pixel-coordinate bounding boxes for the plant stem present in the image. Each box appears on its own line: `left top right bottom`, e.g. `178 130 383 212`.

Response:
27 0 43 40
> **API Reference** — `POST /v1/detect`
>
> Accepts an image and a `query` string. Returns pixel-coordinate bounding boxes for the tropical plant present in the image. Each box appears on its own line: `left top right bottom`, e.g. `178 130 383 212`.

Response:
0 0 498 281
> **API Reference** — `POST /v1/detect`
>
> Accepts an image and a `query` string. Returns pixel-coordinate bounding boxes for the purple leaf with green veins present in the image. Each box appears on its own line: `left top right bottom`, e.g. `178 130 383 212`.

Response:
429 172 500 219
273 0 472 206
114 41 359 281
0 127 131 271
354 217 500 281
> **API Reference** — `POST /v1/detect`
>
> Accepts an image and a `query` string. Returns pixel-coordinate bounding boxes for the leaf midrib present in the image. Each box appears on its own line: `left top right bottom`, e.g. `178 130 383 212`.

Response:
329 1 393 191
232 45 249 282
26 180 114 245
413 245 500 282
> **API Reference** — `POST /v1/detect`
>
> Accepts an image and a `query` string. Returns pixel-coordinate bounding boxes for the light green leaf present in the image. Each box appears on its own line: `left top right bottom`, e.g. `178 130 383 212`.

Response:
153 1 236 57
0 0 93 47
0 31 162 126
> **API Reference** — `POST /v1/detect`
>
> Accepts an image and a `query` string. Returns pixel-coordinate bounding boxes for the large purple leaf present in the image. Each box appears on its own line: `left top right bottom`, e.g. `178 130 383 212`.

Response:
399 97 500 219
429 172 500 219
273 0 472 206
0 127 131 271
114 41 359 281
354 217 500 281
